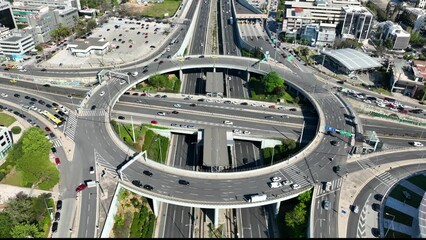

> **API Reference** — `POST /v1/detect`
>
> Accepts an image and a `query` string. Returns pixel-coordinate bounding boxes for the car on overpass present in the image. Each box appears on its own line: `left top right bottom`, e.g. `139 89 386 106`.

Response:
413 141 424 147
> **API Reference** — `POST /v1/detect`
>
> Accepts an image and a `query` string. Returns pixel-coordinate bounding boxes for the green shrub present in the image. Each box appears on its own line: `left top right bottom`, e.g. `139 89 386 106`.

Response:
11 126 21 134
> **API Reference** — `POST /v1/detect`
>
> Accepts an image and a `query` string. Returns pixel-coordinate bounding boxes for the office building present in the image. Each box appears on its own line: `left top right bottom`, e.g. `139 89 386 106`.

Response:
416 0 426 8
11 4 49 25
283 0 361 31
377 21 410 50
0 30 35 60
301 24 319 46
399 7 426 29
414 14 426 35
14 0 81 10
316 23 337 47
341 6 373 41
0 1 17 30
0 126 13 160
53 7 79 29
390 59 426 97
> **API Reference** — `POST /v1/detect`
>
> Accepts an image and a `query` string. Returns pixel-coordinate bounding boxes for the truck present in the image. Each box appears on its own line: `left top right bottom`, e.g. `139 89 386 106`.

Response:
248 194 267 203
86 180 96 188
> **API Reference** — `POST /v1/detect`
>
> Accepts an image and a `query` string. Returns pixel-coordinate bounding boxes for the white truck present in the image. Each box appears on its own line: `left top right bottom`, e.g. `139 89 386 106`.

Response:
248 194 267 203
86 180 96 188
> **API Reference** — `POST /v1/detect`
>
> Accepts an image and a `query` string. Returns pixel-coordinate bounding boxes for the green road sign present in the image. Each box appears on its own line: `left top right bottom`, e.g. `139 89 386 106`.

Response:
345 132 352 137
287 56 293 61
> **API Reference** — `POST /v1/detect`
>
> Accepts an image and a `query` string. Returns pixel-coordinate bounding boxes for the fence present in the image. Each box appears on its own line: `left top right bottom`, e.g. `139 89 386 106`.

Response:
369 111 426 127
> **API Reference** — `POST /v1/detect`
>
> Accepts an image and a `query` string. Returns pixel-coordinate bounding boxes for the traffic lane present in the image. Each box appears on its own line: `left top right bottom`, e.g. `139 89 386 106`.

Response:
314 187 339 238
377 135 426 148
162 204 193 238
240 206 271 238
77 187 97 238
362 117 426 139
346 163 426 238
171 133 198 170
114 99 312 124
234 140 261 169
111 113 304 140
118 95 311 119
0 78 88 96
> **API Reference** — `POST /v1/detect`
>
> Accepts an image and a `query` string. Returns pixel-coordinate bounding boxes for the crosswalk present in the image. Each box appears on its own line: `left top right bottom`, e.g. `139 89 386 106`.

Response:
78 109 106 117
315 178 343 197
356 158 398 187
64 110 77 141
280 165 312 188
94 149 129 182
52 139 62 148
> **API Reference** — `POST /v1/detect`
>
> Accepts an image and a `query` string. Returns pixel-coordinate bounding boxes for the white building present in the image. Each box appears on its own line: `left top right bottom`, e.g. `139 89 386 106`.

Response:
13 0 81 10
0 126 13 160
283 0 361 31
0 30 35 60
341 6 374 41
316 23 337 47
53 7 79 29
66 37 109 57
377 21 410 50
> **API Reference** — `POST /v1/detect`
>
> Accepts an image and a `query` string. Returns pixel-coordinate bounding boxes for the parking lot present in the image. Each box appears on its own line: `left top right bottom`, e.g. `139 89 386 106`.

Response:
43 17 174 68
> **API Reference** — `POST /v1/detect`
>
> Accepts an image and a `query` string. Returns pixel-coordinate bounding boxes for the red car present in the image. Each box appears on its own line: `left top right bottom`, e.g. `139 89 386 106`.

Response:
159 60 164 64
45 126 51 132
55 157 61 165
150 120 158 124
75 183 87 192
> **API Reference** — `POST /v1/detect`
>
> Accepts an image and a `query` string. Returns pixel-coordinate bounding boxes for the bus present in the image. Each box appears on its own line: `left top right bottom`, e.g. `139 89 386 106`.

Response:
41 110 62 126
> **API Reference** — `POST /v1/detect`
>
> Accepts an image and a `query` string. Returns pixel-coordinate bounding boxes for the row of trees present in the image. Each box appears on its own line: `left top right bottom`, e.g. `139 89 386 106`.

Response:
284 189 312 237
146 74 181 93
0 192 54 238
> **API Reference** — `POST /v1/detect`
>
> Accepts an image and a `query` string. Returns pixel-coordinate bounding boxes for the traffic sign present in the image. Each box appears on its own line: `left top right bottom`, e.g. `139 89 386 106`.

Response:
330 127 336 132
287 56 293 61
325 126 331 131
345 132 352 137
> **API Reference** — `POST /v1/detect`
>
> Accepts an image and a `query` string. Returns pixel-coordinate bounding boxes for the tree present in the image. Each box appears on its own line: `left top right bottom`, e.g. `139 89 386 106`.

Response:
297 189 312 203
87 19 97 31
11 126 21 134
383 38 393 49
10 224 44 238
284 203 307 228
0 212 13 238
3 192 35 225
262 72 284 93
35 44 43 52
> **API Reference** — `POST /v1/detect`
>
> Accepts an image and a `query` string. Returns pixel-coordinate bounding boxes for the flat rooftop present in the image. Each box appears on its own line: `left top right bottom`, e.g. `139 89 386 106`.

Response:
206 72 224 94
202 128 229 167
320 48 382 71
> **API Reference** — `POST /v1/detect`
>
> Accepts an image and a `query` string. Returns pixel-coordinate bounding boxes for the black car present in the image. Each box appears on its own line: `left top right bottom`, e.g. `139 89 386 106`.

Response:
132 180 143 187
43 84 51 87
375 194 384 201
38 100 46 105
337 80 345 84
46 104 52 108
14 93 20 97
142 69 148 74
118 116 125 120
51 147 57 153
24 96 30 99
52 102 59 107
240 102 248 105
172 110 179 114
132 93 139 96
178 180 189 185
56 200 62 210
330 140 339 146
289 108 297 111
333 165 341 173
143 170 153 177
55 212 61 221
13 111 19 115
199 55 205 58
143 184 153 191
50 132 55 138
91 105 96 110
124 92 130 95
54 114 60 119
59 117 66 122
190 103 197 107
58 111 65 116
19 114 26 118
30 97 37 102
52 222 58 232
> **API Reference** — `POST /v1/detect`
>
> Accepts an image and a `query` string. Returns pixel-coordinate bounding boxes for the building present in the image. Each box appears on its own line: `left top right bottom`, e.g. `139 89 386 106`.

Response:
283 0 361 32
316 23 337 47
0 126 13 160
390 59 426 97
25 9 57 44
0 30 35 60
341 6 373 41
320 48 382 75
11 4 49 25
398 7 426 29
377 21 410 50
66 37 110 57
0 1 17 30
416 0 426 8
414 14 426 35
14 0 81 10
301 24 319 46
53 7 79 29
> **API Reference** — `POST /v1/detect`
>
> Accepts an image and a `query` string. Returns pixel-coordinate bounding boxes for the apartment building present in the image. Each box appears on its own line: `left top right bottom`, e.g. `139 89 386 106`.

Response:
53 7 79 29
0 126 13 160
0 30 35 59
14 0 81 10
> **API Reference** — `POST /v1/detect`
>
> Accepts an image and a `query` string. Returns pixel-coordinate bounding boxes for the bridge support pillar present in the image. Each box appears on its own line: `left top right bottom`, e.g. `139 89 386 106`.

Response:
273 202 281 218
152 199 160 217
213 67 216 73
214 208 220 228
179 69 183 81
246 71 250 82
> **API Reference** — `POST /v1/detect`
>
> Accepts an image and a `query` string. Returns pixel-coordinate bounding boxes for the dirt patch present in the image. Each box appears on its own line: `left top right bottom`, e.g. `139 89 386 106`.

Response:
120 0 151 15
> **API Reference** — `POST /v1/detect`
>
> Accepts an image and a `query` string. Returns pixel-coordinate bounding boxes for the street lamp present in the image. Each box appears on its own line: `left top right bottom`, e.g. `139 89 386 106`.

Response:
384 212 395 238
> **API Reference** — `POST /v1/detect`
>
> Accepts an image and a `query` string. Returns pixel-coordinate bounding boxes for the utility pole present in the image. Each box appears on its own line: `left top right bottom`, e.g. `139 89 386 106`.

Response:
131 116 135 143
299 120 305 144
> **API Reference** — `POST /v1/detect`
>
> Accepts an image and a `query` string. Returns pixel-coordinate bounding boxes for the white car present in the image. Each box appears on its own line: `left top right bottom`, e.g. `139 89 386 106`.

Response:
271 176 282 182
268 182 283 188
363 99 372 104
413 141 424 147
19 69 27 72
282 179 293 186
377 103 386 108
223 120 233 125
131 71 138 77
119 80 126 85
291 183 301 190
173 104 181 108
157 112 166 116
1 93 8 98
232 129 242 134
251 103 258 107
206 98 213 102
99 91 105 96
243 131 251 135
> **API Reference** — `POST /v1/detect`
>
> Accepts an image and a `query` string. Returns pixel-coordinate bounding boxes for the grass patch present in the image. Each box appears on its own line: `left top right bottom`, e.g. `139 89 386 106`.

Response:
262 139 298 165
0 112 16 127
0 167 28 187
371 87 391 95
383 206 413 226
406 174 426 191
141 0 181 19
388 185 422 208
112 121 169 163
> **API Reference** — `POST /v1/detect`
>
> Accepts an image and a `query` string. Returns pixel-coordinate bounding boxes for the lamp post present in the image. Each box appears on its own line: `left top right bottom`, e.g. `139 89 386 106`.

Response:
384 212 395 238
